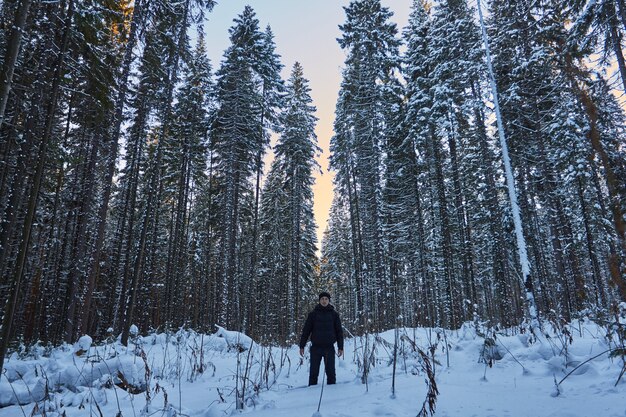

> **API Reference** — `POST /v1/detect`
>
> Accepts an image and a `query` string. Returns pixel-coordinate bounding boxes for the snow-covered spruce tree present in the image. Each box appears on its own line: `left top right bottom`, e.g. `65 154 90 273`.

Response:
212 6 282 330
123 0 218 344
452 0 528 326
102 8 169 342
331 0 401 331
0 0 44 281
329 86 364 327
81 0 147 340
243 23 284 333
256 158 290 341
187 158 221 331
429 0 486 328
266 62 319 342
401 0 494 328
463 84 520 325
400 1 439 327
161 30 213 330
381 82 414 329
406 0 453 329
380 35 421 330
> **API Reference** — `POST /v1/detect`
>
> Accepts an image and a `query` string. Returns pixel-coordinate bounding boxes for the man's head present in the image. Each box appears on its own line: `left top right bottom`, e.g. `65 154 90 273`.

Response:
319 291 331 306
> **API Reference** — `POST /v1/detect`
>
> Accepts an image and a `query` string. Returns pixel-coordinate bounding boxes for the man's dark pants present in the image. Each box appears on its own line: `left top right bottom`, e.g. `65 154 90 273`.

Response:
309 345 336 385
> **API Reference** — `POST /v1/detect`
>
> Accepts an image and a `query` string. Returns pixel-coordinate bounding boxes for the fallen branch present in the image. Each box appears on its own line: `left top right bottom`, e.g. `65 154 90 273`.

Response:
557 349 612 386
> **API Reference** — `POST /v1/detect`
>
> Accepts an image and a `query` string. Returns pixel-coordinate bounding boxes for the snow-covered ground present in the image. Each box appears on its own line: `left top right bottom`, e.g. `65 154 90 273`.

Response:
0 319 624 417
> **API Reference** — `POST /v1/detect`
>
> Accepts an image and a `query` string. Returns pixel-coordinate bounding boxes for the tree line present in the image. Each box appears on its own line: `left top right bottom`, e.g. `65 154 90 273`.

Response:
0 0 625 369
322 0 626 335
0 1 320 367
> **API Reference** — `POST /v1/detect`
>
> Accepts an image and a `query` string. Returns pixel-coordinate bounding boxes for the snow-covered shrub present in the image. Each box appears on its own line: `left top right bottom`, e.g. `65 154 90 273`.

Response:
73 335 93 356
214 325 253 352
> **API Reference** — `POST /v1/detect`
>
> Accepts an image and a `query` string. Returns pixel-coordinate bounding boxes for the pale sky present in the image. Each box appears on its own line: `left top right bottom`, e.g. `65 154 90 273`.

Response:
204 0 412 248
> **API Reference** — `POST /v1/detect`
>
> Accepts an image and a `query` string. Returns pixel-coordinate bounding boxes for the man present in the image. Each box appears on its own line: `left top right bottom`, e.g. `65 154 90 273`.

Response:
299 291 344 385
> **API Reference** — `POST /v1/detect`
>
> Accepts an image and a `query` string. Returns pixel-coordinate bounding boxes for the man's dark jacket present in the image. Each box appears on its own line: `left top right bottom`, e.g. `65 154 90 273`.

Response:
299 304 344 350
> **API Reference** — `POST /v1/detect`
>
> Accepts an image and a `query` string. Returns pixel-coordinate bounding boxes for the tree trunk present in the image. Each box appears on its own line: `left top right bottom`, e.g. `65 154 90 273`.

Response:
346 157 365 329
429 125 457 329
447 114 475 315
0 121 33 276
471 82 513 324
111 98 148 331
64 126 100 343
36 157 66 343
411 161 432 327
247 89 267 330
0 0 32 126
577 177 607 307
291 167 302 336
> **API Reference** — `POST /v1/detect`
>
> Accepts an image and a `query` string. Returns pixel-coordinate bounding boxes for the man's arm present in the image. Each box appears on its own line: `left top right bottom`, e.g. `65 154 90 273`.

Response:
335 312 344 356
299 312 314 350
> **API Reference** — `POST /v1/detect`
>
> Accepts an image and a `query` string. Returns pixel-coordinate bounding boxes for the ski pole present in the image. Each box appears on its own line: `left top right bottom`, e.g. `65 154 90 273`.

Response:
313 360 325 417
